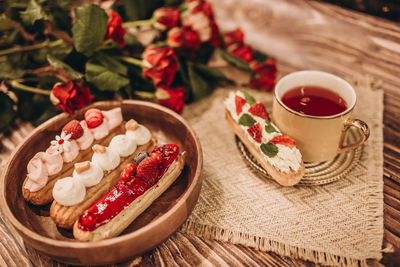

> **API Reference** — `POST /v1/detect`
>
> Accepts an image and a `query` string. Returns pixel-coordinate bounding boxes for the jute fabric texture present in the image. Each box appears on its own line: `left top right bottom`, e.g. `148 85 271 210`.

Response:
180 78 384 266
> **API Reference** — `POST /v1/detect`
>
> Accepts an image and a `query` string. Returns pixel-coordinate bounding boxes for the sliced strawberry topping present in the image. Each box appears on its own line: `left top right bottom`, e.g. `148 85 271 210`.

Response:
62 120 84 139
270 134 296 148
136 153 162 180
85 108 104 129
235 95 246 115
248 103 270 120
247 123 262 143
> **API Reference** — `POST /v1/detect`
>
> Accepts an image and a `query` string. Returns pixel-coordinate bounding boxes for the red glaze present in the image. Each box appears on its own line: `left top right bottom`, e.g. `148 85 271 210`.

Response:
77 144 180 231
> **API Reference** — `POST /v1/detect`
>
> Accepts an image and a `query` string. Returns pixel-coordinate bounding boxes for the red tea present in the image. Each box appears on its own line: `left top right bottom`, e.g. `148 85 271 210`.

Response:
281 86 347 116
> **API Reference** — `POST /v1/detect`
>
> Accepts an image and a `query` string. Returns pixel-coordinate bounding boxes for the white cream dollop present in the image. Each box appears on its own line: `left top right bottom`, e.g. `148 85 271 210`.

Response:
109 134 137 157
73 162 104 187
91 147 120 171
62 140 80 163
89 119 110 140
53 177 86 206
76 121 94 150
103 107 123 130
24 155 49 192
126 125 151 145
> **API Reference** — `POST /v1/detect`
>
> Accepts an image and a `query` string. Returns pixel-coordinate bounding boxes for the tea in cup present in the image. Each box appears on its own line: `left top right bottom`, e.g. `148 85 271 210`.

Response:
272 70 369 162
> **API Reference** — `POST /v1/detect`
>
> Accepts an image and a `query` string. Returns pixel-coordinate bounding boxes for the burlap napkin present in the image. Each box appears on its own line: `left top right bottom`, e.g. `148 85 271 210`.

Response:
180 77 384 267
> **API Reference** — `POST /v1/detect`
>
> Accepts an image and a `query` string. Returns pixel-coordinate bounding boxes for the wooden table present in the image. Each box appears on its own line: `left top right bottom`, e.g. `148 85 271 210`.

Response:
1 0 400 266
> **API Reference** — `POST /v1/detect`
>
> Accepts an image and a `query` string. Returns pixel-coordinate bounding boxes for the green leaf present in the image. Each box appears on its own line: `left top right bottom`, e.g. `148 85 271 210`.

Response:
123 0 163 20
194 63 230 82
20 0 51 25
0 61 25 79
265 121 278 133
47 55 83 79
0 92 17 133
218 48 252 72
238 113 256 127
188 64 213 101
253 49 269 62
242 91 256 105
72 4 108 56
86 60 130 91
260 142 278 158
95 53 128 76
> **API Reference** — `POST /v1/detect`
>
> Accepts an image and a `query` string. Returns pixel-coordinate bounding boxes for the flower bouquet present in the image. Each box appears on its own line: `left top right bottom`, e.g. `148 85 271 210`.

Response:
0 0 277 133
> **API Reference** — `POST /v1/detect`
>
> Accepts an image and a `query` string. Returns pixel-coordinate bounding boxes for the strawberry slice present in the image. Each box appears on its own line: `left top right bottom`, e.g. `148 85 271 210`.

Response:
248 103 270 120
62 120 84 139
270 135 296 148
235 95 246 115
247 123 262 143
136 153 163 180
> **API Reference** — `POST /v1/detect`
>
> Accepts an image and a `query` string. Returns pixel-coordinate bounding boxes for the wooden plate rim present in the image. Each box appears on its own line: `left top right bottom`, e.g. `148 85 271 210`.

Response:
0 99 203 248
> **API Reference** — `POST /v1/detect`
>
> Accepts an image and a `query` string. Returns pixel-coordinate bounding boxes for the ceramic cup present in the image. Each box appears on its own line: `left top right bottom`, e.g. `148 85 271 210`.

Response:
272 70 370 162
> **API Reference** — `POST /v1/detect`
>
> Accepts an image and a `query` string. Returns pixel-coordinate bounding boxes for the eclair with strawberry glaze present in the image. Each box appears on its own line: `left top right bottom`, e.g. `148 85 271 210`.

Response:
22 108 124 205
225 91 305 186
50 120 157 229
73 144 185 241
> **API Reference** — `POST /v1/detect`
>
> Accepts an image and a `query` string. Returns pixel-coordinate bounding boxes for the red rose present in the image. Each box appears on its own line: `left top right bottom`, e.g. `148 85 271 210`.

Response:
156 86 185 114
50 80 93 114
182 1 219 46
223 29 244 47
153 7 180 31
104 10 126 47
142 47 178 87
230 45 253 63
249 58 277 91
167 26 200 50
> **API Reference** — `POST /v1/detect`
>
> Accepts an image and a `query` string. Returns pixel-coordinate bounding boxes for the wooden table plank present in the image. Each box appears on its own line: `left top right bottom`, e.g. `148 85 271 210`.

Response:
1 0 400 266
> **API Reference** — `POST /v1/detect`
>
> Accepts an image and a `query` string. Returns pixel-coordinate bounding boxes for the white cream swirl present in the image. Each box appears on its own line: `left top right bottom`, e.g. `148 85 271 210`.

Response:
126 125 151 145
73 162 104 187
91 147 120 171
109 134 137 157
52 177 86 206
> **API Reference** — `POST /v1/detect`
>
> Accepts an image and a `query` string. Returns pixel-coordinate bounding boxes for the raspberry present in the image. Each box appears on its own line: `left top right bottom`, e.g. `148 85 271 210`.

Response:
136 156 160 181
247 123 262 143
62 120 84 139
124 163 136 175
235 95 246 115
248 103 270 120
85 108 104 129
120 170 131 182
270 135 296 148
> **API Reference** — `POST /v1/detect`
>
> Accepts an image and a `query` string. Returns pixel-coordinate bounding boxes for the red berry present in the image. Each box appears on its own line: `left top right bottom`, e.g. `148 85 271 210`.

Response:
124 163 136 175
270 134 296 148
247 123 262 143
120 170 131 182
235 95 246 115
85 108 104 129
62 120 84 139
248 103 270 120
136 156 160 180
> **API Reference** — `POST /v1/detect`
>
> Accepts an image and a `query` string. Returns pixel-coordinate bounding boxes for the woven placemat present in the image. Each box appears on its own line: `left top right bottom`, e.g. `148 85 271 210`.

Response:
180 77 384 267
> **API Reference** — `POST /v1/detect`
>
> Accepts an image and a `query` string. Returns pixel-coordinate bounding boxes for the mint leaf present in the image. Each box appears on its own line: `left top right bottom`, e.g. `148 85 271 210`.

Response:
188 64 213 101
20 0 51 25
238 113 256 127
265 121 278 133
72 4 108 56
218 48 252 72
253 49 269 62
47 55 83 79
0 92 17 133
242 91 256 105
123 0 163 21
260 142 278 158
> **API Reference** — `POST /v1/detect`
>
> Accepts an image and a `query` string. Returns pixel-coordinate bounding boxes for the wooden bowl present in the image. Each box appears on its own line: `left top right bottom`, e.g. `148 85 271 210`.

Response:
0 100 203 265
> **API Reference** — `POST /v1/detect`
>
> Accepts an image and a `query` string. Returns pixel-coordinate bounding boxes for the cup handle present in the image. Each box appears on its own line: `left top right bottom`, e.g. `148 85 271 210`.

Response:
338 118 370 153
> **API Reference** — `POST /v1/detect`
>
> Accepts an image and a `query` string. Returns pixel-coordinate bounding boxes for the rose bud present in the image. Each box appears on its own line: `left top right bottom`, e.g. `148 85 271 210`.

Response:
223 28 245 48
153 7 180 31
50 80 93 114
155 86 185 114
167 26 200 50
229 45 254 63
249 58 277 92
104 10 126 47
142 47 178 87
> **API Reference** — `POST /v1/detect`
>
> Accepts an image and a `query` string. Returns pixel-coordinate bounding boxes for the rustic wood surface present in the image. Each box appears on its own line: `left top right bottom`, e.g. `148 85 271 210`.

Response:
1 0 400 266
